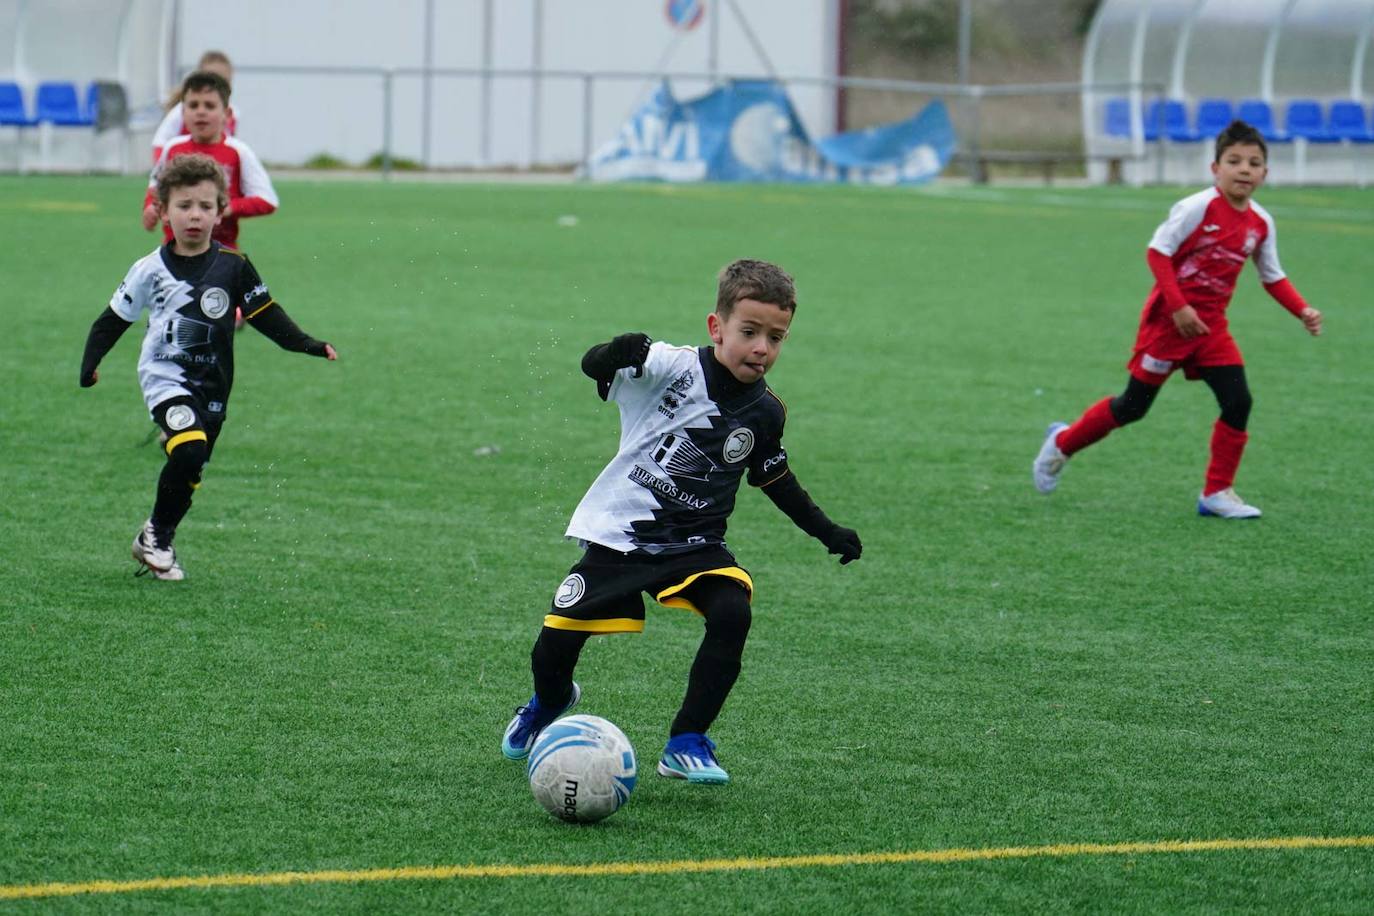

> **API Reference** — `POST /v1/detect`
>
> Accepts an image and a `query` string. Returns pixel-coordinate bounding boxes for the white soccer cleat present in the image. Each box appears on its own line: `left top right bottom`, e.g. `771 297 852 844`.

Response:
150 559 186 581
1197 487 1262 519
1032 422 1070 494
131 520 176 572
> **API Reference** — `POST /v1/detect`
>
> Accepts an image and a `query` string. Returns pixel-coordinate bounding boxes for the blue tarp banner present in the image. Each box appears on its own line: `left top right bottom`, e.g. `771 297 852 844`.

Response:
589 80 956 185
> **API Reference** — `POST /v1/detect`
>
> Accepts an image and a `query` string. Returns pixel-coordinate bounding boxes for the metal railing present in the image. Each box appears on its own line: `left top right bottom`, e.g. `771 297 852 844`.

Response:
212 65 1170 181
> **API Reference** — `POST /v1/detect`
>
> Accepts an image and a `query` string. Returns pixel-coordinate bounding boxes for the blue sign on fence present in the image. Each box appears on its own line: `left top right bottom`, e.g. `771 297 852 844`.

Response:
589 80 956 186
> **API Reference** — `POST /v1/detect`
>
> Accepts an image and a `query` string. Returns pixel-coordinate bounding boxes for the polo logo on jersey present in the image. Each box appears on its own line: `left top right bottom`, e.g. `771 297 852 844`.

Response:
650 433 719 481
164 405 196 431
200 287 231 319
1141 354 1173 375
722 428 754 463
554 574 586 608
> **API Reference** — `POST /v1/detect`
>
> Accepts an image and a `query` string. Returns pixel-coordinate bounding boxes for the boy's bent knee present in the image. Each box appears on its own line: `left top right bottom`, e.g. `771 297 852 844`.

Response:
695 579 752 641
166 438 208 475
1109 378 1160 425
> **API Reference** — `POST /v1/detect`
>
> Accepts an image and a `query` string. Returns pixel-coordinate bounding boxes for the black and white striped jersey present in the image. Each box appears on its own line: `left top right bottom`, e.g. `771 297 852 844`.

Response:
566 342 791 555
108 242 271 417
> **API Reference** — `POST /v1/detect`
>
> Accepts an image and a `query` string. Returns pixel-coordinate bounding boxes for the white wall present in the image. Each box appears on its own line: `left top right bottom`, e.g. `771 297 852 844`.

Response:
175 0 840 167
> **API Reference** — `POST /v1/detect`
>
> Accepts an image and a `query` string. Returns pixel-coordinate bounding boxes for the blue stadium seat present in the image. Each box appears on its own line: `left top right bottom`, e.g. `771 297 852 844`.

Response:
1235 99 1289 142
1143 98 1194 142
1284 99 1336 143
1193 98 1234 141
1104 97 1133 138
0 81 37 126
36 81 93 126
1326 100 1374 143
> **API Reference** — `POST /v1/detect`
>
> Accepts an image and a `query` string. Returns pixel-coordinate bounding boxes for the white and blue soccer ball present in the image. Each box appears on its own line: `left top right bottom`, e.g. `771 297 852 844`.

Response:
527 714 637 824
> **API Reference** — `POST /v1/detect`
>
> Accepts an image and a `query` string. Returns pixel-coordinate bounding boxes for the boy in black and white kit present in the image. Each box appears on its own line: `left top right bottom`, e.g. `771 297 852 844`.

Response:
80 154 336 580
502 259 861 784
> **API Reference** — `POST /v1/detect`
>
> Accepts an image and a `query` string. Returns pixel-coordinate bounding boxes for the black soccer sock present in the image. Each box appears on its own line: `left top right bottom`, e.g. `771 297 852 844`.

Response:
669 577 752 737
150 440 207 539
531 626 589 709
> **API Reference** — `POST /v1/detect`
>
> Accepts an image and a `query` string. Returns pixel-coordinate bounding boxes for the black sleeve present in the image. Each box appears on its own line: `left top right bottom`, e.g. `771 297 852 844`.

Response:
247 303 330 356
761 471 837 541
80 308 134 386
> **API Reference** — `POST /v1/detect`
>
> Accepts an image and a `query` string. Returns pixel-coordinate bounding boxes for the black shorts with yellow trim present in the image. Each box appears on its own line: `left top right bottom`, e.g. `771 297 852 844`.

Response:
544 544 753 635
153 396 223 460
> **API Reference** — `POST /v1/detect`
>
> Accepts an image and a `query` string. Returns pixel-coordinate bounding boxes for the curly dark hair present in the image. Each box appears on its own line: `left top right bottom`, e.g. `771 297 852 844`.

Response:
155 153 227 210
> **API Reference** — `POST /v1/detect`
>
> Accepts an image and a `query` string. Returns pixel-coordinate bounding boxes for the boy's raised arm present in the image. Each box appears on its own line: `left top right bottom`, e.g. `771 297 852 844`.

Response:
581 333 651 381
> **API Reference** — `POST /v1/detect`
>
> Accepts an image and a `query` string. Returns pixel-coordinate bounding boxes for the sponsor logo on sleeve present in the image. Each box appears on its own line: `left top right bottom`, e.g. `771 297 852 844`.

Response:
762 450 787 473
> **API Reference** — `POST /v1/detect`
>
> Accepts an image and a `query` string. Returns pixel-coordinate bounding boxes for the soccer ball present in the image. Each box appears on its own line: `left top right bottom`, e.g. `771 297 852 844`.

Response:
527 714 637 824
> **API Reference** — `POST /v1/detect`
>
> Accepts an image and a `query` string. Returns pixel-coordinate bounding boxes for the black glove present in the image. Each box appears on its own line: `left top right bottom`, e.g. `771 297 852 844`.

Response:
610 333 652 377
823 526 862 565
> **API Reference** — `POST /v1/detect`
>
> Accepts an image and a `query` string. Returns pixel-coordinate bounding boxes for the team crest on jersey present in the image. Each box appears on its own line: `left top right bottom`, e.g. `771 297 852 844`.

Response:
722 428 754 463
200 287 231 319
165 404 196 431
554 573 586 608
658 370 696 418
1242 229 1259 256
651 433 719 481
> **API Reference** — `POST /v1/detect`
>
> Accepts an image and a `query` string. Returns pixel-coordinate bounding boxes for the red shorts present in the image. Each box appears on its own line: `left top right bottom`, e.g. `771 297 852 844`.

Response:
1128 322 1244 384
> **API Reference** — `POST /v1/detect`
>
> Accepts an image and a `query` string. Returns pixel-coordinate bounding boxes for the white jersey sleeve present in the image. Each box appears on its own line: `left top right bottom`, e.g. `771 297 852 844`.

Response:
151 103 183 153
1250 202 1286 284
228 137 279 208
109 252 158 322
1148 187 1216 256
607 341 677 403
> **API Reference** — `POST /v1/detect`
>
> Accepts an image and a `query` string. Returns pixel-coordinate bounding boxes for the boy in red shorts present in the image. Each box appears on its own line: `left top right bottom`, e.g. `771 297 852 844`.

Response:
1033 120 1323 518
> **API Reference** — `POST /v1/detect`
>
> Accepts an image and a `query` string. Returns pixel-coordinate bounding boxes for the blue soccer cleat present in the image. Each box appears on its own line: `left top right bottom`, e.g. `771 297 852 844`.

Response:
657 732 729 785
501 682 581 760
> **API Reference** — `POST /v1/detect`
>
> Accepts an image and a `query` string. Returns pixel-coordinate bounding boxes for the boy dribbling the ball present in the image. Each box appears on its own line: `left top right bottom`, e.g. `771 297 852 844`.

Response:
501 259 862 785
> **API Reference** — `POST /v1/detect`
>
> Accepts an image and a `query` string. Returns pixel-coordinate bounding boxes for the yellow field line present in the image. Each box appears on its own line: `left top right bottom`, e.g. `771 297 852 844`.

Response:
2 835 1371 901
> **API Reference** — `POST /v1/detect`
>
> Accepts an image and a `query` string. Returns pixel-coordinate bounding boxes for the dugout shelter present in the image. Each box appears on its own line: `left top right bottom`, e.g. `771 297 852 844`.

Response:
0 0 172 172
1083 0 1374 185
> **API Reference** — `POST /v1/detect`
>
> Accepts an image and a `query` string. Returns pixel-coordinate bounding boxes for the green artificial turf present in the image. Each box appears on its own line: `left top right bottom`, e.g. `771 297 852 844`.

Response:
0 175 1370 913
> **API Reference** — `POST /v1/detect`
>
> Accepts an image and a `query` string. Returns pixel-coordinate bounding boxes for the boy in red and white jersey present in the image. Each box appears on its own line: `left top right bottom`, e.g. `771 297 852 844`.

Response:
1033 120 1323 518
142 70 276 253
151 50 239 163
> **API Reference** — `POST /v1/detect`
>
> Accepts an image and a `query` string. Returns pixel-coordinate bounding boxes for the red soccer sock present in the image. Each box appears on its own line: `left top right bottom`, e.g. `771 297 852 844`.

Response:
1056 397 1119 456
1203 419 1249 496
